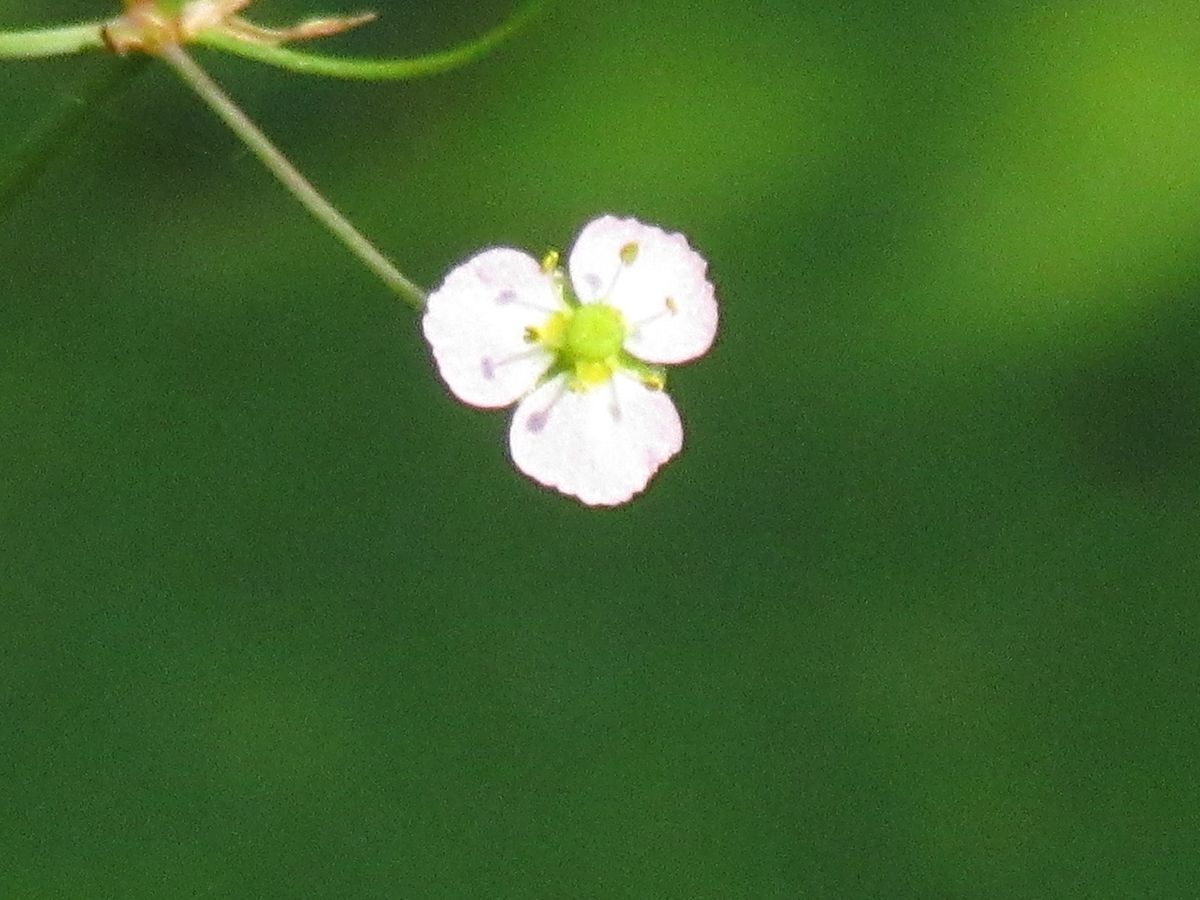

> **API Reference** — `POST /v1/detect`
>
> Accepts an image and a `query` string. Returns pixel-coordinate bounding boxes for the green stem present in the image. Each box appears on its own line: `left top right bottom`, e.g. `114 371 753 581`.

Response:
158 43 426 309
0 21 107 58
194 0 548 80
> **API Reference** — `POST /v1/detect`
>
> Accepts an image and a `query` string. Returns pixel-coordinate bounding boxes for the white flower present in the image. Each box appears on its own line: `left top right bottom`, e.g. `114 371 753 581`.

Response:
422 215 718 506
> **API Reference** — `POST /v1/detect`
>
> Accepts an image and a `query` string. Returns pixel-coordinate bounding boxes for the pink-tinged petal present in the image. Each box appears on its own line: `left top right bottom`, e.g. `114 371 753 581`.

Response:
567 215 718 365
508 372 684 506
422 248 560 408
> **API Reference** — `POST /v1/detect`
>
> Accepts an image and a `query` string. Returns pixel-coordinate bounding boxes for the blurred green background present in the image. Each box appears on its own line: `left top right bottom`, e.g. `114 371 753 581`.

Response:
3 1 1199 896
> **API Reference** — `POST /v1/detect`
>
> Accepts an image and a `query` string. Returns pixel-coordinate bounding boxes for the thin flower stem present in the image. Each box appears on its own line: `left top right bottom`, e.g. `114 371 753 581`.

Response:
158 43 427 309
194 0 549 80
0 21 106 58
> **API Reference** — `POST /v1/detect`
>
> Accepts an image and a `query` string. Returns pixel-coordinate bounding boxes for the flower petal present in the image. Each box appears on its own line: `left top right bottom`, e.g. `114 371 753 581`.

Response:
568 215 718 365
508 372 684 506
422 248 560 408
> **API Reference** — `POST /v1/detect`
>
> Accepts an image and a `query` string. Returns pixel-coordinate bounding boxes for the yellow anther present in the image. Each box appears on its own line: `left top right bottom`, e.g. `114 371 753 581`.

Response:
640 370 666 390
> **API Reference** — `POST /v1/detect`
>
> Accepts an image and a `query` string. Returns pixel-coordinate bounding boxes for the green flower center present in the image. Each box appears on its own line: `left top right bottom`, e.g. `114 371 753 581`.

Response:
527 302 627 390
565 303 625 362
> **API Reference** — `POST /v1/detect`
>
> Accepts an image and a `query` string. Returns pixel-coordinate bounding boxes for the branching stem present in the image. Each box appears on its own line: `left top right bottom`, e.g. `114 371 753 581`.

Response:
158 43 427 309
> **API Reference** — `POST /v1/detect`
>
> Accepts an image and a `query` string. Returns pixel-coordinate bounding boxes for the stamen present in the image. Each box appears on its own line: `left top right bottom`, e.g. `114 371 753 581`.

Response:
639 370 666 391
495 289 559 316
521 379 567 434
606 376 623 422
627 295 680 335
596 240 640 302
480 346 548 380
581 273 603 299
